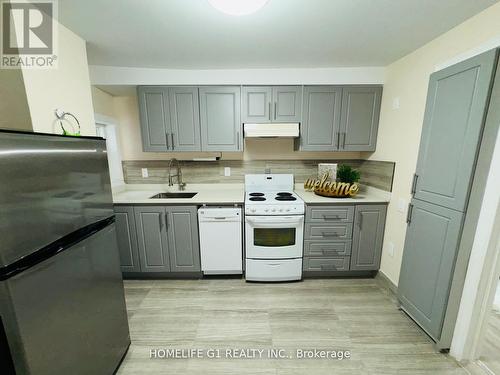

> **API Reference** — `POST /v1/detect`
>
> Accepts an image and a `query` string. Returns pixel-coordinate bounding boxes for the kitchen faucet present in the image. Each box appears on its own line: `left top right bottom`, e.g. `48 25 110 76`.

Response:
168 158 186 190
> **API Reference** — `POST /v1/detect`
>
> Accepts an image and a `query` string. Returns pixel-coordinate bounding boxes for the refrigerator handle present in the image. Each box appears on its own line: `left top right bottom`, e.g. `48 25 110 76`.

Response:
406 203 414 224
411 173 419 195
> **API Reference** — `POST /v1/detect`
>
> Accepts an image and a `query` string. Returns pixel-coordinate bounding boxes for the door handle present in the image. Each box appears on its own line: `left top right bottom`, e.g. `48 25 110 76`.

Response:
406 203 414 224
166 132 170 149
411 173 419 195
274 102 277 120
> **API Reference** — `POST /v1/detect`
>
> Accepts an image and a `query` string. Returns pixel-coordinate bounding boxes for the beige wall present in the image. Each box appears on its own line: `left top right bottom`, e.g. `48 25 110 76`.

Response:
370 2 500 285
91 87 116 119
21 23 96 136
0 70 32 131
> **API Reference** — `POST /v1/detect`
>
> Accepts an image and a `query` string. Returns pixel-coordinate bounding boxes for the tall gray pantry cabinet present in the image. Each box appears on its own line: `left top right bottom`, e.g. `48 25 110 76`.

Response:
398 49 499 347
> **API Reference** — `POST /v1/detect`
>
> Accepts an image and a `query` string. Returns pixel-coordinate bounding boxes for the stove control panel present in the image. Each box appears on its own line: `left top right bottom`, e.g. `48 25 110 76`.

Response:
245 204 305 216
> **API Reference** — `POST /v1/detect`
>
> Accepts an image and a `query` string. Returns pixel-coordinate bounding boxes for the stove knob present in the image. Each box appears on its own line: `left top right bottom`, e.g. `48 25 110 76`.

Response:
271 208 276 212
279 208 283 212
251 208 256 213
285 208 290 212
264 208 269 212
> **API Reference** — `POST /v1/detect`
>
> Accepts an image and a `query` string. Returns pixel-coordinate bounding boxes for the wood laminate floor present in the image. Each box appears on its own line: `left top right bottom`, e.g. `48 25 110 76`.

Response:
479 309 500 374
117 278 467 375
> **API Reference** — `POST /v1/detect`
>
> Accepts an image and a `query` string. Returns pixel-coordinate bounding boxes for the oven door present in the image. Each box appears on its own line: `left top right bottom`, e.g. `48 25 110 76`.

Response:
245 215 304 259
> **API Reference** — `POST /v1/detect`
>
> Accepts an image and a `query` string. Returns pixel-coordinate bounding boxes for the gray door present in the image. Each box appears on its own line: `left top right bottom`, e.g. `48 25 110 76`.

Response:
413 49 498 211
166 206 201 272
137 86 171 152
340 86 382 151
300 86 342 151
350 204 387 271
114 206 141 273
199 86 241 151
168 87 201 151
398 198 464 341
242 86 272 123
134 206 170 272
272 86 302 122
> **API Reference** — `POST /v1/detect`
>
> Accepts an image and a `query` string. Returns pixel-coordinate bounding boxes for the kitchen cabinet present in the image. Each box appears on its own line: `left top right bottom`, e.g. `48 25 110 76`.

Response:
114 206 141 273
199 86 242 151
340 86 382 152
300 85 382 151
350 204 387 271
242 86 302 123
115 205 201 275
138 86 201 152
167 206 201 272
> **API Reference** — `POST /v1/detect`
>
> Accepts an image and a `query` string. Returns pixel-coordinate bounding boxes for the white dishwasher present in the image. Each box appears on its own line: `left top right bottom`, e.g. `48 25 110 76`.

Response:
198 207 242 275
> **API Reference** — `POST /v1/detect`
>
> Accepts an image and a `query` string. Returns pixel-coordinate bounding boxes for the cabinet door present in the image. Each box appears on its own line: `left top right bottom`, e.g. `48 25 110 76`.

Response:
168 87 201 151
350 204 387 271
134 206 170 272
300 86 342 151
114 206 141 273
199 86 241 151
398 199 463 341
413 49 497 211
340 86 382 151
242 86 272 123
137 86 171 151
166 206 201 272
272 86 302 122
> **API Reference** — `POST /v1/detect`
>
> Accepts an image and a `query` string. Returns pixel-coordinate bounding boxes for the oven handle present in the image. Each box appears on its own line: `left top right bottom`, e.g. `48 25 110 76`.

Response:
245 216 303 226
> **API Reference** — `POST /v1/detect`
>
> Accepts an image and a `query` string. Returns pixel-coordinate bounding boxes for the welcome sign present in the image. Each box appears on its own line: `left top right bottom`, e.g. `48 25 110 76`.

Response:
304 171 360 198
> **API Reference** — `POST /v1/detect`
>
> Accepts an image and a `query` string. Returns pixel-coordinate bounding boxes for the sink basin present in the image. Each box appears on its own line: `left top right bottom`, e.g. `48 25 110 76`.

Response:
150 192 198 199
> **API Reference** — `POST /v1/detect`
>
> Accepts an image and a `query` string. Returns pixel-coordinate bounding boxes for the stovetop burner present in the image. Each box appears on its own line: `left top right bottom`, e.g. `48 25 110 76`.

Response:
275 196 297 201
276 192 293 197
249 196 266 201
249 192 265 197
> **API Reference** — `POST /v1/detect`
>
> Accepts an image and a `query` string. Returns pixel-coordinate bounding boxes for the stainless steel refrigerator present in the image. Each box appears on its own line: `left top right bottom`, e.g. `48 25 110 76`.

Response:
0 130 130 374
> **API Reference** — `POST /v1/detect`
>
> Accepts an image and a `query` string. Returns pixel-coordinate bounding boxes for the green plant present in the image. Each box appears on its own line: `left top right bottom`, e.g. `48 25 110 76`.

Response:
336 164 361 184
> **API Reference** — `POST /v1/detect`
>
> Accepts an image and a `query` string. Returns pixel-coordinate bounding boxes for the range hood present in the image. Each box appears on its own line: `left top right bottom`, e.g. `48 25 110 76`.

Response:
244 123 300 138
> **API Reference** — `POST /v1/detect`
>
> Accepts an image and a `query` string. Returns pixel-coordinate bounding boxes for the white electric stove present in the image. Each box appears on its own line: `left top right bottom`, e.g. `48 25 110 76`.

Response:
244 174 304 282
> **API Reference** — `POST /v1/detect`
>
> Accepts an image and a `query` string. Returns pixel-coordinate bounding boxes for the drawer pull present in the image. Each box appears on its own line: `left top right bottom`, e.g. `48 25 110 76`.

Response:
321 232 339 237
322 249 338 255
323 215 341 219
320 265 337 270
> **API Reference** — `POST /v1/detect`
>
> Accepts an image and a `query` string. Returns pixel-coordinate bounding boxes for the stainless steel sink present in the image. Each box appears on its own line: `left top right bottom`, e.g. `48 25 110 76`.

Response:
150 192 198 199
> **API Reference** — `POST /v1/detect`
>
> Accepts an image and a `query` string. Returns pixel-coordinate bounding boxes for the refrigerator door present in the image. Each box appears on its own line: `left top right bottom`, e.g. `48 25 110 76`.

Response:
0 131 114 267
0 223 130 375
398 198 464 341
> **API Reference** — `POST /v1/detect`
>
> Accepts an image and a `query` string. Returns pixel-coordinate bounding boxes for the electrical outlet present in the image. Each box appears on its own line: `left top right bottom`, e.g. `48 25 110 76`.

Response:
224 167 231 177
387 242 395 257
398 198 406 213
141 168 148 178
392 97 400 110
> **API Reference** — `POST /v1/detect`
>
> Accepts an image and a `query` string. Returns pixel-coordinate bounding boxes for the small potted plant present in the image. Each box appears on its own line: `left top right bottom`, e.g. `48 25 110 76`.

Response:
304 164 361 198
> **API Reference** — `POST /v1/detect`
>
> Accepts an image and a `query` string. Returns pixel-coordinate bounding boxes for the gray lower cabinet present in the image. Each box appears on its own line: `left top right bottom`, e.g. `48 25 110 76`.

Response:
114 206 141 272
199 86 241 151
167 206 201 272
340 86 382 152
114 205 201 275
398 199 463 341
350 204 387 271
242 86 302 123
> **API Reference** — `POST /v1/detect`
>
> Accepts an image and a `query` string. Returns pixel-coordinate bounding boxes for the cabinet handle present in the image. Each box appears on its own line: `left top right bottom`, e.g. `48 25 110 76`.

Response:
321 232 339 237
337 132 340 149
322 249 337 255
268 102 271 120
411 173 418 195
406 203 414 224
323 214 340 219
166 132 170 149
357 213 363 229
159 213 163 230
237 131 240 150
274 102 277 120
342 132 346 148
165 212 169 229
171 133 175 150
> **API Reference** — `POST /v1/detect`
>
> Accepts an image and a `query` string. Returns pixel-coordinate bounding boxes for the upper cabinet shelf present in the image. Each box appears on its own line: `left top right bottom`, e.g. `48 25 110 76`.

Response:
137 85 382 153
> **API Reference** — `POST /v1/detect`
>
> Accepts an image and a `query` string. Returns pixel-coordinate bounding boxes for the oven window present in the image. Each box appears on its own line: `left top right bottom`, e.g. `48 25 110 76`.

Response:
254 228 296 247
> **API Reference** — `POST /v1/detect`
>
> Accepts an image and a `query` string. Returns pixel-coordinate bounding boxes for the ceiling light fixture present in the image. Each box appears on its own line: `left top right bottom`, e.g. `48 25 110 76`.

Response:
208 0 269 16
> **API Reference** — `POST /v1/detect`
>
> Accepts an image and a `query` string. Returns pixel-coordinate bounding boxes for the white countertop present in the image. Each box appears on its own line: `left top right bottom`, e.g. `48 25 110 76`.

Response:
112 183 244 205
294 184 391 204
112 183 390 205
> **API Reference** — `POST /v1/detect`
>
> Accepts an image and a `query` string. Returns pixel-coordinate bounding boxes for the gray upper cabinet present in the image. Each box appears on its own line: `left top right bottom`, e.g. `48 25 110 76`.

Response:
300 86 342 151
138 86 170 151
398 199 463 341
242 86 272 123
340 86 382 151
168 87 201 151
412 50 497 211
134 206 170 272
242 86 302 123
167 206 201 272
199 86 241 151
114 206 141 273
350 204 387 271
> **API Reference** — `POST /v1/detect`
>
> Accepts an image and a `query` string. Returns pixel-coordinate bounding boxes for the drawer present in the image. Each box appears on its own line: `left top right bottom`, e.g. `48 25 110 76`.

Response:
305 223 353 240
306 206 354 223
303 257 350 272
304 240 352 257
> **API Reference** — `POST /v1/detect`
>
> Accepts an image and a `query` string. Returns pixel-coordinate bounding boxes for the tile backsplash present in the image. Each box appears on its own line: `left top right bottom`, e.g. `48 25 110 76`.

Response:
123 159 395 192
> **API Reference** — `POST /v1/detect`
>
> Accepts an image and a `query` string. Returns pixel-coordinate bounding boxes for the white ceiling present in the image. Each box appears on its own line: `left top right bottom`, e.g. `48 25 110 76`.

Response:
59 0 498 69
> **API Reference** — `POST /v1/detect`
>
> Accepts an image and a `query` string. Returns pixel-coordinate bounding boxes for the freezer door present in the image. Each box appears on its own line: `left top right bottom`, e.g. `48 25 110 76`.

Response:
0 223 130 375
0 131 114 267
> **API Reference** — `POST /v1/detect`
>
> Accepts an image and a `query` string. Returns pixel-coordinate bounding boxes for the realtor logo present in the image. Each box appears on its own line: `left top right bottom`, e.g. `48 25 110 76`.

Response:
1 0 58 68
